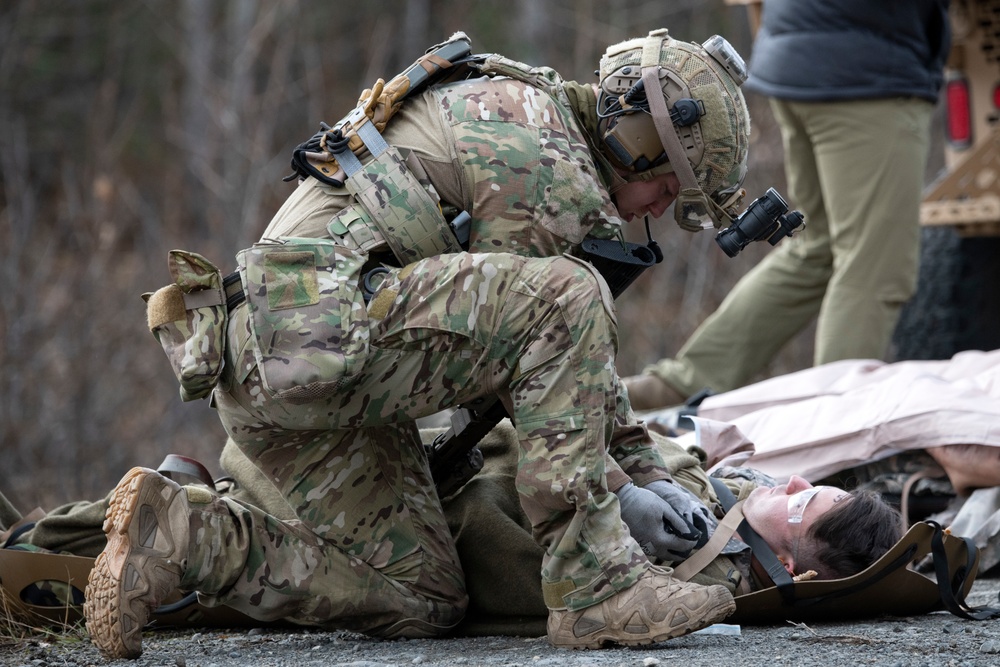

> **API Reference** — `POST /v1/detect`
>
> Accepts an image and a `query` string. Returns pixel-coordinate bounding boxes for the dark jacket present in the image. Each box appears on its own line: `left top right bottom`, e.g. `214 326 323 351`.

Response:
745 0 950 102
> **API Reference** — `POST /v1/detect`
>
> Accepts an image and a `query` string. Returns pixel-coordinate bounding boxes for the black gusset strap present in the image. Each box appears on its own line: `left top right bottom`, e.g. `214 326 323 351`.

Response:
223 271 245 312
1 521 36 548
709 477 796 603
152 591 200 616
928 521 1000 620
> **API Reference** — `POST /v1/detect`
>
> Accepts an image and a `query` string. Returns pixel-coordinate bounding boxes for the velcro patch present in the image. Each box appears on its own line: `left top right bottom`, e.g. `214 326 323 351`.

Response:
264 251 319 310
691 84 728 142
146 285 186 331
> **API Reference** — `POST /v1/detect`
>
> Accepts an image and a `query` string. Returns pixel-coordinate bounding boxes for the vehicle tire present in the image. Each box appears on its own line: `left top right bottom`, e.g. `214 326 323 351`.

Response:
892 227 1000 360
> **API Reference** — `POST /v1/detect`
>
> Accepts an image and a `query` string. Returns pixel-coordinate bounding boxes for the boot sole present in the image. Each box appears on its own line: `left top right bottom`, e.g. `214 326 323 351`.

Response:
84 467 181 659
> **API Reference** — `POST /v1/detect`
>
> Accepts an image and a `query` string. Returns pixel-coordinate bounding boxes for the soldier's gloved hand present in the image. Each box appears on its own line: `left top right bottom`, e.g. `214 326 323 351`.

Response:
644 479 716 549
615 482 701 561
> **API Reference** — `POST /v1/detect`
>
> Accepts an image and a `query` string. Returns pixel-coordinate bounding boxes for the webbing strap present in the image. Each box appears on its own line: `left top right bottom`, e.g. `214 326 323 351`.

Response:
641 64 700 193
157 454 216 488
356 119 390 158
223 271 245 312
334 139 364 177
640 32 664 68
181 284 224 310
334 118 390 178
672 499 745 582
709 477 796 602
928 521 1000 620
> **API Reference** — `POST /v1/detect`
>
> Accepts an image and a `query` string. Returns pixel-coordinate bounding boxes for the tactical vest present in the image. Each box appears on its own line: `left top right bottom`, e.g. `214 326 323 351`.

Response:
144 33 600 403
285 31 584 268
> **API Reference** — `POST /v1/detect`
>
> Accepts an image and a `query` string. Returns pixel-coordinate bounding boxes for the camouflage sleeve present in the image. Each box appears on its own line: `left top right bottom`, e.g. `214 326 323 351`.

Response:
609 424 672 488
432 77 629 258
604 452 631 492
608 389 672 487
710 466 777 490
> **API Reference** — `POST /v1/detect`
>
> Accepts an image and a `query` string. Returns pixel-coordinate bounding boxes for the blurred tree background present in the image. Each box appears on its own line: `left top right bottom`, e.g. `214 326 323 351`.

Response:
0 0 942 509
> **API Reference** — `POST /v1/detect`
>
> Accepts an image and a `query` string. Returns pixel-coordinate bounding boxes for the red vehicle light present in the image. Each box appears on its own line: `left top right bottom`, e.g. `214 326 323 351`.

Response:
946 75 972 149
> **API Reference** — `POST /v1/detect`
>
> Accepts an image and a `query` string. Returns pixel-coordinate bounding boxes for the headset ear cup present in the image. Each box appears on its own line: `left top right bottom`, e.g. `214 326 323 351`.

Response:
601 112 663 170
602 132 635 168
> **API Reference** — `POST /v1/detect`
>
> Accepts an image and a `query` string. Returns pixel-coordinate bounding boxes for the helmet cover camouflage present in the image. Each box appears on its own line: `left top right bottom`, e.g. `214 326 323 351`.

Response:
598 29 751 229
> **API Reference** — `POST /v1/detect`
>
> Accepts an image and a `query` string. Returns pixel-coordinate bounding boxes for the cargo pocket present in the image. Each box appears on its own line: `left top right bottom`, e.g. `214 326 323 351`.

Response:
144 250 228 402
237 237 369 403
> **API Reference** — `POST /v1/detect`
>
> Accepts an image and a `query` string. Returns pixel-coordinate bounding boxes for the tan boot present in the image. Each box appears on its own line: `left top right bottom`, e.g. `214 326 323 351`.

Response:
547 566 735 649
84 467 191 659
621 374 686 411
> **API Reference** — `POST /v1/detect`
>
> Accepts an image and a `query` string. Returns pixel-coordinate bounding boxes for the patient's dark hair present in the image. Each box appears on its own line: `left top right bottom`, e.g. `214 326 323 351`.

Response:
803 489 903 580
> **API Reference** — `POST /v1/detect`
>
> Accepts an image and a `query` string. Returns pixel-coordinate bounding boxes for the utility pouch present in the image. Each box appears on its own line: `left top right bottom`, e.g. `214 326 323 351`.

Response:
345 144 462 266
144 250 228 401
237 237 369 402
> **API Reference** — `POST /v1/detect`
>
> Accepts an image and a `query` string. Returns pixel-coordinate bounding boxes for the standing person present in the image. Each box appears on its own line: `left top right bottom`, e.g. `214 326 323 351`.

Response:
624 0 951 410
84 28 758 659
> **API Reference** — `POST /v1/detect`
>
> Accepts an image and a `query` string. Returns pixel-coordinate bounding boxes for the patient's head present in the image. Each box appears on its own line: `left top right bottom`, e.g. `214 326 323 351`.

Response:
743 475 903 580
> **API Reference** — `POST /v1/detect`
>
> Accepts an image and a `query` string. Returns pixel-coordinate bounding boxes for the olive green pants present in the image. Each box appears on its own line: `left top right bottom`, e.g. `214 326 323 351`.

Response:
649 97 934 396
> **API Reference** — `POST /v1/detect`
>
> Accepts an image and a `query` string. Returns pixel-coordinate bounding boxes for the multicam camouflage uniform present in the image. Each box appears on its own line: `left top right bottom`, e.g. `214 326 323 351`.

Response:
184 71 679 634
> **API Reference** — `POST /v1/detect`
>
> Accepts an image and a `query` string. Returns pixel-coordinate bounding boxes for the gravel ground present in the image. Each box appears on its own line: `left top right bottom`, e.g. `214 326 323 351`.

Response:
4 576 1000 667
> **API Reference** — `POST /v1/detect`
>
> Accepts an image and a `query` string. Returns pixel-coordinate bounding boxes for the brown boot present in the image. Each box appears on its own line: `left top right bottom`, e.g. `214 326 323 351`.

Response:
84 467 191 659
621 374 686 411
547 566 735 649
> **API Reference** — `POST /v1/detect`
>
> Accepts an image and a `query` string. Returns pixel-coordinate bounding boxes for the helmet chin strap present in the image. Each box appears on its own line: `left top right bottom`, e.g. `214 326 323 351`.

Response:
640 63 701 198
606 168 631 195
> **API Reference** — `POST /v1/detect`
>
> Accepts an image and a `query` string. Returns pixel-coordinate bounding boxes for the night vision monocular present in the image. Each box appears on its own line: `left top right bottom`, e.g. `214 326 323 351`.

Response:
715 188 805 258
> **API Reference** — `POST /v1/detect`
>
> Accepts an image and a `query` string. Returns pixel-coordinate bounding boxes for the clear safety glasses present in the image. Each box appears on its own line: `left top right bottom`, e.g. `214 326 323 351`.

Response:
787 487 821 566
786 486 849 567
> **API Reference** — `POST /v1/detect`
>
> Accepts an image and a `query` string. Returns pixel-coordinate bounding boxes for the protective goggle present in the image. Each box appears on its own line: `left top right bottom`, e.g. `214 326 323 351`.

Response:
787 487 822 567
787 487 822 525
787 486 850 567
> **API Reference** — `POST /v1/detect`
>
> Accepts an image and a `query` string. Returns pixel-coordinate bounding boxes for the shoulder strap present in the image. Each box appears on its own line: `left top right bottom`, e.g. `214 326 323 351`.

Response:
709 477 796 602
286 32 477 187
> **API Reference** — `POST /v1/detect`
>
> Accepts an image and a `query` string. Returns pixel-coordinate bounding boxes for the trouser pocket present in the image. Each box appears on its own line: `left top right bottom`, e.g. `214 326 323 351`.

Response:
237 237 370 402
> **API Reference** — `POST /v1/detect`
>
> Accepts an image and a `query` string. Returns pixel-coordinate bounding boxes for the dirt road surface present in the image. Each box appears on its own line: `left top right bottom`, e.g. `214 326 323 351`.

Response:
5 576 1000 667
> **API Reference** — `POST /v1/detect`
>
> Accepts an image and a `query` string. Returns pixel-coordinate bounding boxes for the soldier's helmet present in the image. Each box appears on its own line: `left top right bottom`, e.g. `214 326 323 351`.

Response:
597 29 751 231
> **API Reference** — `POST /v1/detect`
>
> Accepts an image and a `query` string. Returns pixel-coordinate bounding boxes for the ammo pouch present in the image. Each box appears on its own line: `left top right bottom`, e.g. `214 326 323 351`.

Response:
145 250 229 402
325 115 463 266
237 237 369 402
346 145 462 265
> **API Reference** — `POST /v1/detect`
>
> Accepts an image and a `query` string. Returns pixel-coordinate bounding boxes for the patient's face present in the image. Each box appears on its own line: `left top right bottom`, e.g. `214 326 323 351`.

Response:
742 475 848 566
